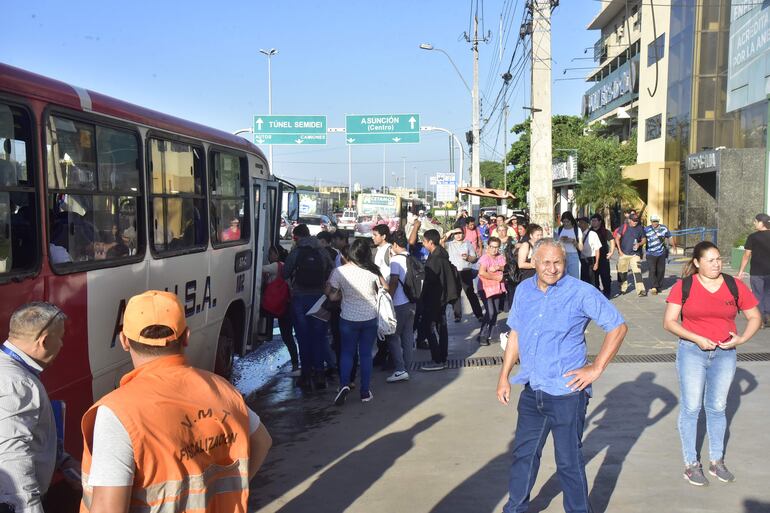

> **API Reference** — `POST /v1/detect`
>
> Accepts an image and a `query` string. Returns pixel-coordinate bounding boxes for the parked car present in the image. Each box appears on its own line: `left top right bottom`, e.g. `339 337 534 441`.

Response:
296 214 337 236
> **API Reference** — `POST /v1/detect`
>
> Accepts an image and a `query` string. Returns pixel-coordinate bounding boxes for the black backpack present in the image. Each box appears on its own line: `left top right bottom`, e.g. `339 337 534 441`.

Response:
680 273 740 319
396 253 424 303
292 246 330 288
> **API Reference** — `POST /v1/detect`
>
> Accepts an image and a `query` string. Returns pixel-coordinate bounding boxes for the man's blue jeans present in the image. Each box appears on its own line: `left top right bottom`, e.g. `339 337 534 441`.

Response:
290 293 327 378
504 385 591 513
676 340 736 464
339 317 378 398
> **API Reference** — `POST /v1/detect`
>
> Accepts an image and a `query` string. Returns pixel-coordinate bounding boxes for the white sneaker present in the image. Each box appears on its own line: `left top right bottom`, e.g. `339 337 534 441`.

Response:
386 371 410 383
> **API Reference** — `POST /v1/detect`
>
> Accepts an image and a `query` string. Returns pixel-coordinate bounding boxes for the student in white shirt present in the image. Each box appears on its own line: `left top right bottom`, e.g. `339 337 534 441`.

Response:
577 217 602 288
385 230 415 383
556 211 583 279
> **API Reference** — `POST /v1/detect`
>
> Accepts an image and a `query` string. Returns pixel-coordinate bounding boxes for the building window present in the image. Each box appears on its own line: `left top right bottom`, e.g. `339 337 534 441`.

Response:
209 150 249 246
645 114 662 141
47 116 142 266
648 33 665 66
0 103 38 276
148 138 206 253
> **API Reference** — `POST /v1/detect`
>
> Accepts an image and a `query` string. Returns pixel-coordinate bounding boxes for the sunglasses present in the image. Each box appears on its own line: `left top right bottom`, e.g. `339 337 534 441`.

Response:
35 305 64 340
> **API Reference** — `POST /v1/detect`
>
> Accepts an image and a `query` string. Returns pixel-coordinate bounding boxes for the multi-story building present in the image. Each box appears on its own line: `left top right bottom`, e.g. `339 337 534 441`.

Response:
665 0 769 252
583 0 681 229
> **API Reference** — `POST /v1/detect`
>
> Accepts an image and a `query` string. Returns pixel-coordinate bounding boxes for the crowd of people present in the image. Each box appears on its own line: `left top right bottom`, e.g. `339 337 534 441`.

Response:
266 207 686 404
2 207 769 513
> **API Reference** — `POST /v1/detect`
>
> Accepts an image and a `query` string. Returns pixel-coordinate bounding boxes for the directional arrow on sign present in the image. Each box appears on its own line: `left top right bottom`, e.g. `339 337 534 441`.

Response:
295 139 304 144
254 136 266 144
392 137 401 143
409 116 416 129
255 118 264 131
347 138 355 143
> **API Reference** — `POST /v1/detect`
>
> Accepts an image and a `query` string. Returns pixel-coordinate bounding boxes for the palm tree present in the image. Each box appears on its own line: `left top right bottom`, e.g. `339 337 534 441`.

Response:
575 165 640 228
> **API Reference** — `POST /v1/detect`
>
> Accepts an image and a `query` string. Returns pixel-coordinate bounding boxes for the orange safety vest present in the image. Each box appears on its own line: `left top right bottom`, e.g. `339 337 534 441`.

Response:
80 354 250 513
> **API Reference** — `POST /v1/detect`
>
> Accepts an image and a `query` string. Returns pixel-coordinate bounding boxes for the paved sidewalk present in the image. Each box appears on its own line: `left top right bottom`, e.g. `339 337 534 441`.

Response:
246 267 770 513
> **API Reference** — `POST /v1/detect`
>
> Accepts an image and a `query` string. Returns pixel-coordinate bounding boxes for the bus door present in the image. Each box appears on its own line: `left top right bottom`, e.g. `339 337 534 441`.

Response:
265 183 279 248
249 178 271 343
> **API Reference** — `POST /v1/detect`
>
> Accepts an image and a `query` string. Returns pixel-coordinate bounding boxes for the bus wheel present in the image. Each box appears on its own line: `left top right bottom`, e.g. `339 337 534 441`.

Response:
215 318 235 379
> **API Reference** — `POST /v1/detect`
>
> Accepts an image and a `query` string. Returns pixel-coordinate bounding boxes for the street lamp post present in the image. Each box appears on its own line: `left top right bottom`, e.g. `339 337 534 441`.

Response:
259 48 278 171
420 42 479 213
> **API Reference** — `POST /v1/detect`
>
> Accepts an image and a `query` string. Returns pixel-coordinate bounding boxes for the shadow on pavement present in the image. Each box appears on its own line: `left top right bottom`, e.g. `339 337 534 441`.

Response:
246 304 475 511
745 499 770 512
428 438 515 513
528 371 677 513
694 367 758 461
273 414 443 513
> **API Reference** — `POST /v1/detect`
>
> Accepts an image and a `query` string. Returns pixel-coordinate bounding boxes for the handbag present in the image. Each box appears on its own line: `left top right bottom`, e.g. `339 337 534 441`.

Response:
262 263 290 317
375 280 397 338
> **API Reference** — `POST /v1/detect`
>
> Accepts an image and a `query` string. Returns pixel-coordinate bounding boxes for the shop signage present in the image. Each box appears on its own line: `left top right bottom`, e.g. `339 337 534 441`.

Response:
686 149 720 174
726 0 770 112
582 56 639 121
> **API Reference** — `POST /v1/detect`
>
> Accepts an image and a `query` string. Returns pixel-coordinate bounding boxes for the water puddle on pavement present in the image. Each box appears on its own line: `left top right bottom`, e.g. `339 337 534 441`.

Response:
233 337 341 444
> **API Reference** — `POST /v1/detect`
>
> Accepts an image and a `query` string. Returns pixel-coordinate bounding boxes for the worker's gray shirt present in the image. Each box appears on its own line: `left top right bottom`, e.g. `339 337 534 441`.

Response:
0 342 56 513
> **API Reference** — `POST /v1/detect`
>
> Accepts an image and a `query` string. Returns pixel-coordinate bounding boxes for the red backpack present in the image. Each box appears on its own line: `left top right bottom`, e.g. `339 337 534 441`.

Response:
262 262 290 317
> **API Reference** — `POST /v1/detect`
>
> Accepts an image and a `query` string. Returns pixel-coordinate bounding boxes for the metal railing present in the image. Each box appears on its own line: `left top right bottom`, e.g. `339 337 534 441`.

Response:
669 227 718 252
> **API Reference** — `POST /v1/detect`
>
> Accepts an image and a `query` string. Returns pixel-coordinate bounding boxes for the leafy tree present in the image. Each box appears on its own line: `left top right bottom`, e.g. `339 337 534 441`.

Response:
504 115 637 208
574 165 640 228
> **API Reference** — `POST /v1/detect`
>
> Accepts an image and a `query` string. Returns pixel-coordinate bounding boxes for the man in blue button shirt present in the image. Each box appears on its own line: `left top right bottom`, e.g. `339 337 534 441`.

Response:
496 238 627 513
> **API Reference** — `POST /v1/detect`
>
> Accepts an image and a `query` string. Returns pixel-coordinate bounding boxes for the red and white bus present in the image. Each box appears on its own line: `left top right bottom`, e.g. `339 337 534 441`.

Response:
0 63 297 461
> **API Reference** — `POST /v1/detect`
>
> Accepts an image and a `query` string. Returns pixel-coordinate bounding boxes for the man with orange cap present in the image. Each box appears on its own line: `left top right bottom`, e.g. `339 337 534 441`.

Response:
79 290 271 513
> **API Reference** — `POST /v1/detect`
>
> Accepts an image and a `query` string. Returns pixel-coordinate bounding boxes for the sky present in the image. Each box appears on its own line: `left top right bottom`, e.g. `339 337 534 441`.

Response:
3 0 598 191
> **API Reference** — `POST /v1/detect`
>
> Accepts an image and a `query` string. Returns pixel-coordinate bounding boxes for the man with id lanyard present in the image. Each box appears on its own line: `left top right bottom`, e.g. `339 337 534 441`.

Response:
0 302 81 513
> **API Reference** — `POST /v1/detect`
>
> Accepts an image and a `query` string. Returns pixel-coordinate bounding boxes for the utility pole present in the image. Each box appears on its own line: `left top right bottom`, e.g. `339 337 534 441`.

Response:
471 16 482 215
528 0 554 235
502 103 509 210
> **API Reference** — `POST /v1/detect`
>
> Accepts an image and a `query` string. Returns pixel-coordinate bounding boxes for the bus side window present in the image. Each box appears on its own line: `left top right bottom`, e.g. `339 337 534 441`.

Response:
0 104 38 276
210 151 248 246
47 116 142 268
149 139 207 254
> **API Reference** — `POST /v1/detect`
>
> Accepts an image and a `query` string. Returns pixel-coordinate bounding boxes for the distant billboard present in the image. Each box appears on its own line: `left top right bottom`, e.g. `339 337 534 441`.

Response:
726 0 770 112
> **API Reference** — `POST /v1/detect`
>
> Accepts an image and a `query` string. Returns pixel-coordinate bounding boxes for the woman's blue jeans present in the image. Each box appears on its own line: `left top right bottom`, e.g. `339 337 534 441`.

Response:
676 340 736 464
565 252 580 279
339 317 378 398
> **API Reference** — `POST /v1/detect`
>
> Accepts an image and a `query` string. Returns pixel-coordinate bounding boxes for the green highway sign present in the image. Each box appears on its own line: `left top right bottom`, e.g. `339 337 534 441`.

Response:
345 114 420 144
253 115 327 145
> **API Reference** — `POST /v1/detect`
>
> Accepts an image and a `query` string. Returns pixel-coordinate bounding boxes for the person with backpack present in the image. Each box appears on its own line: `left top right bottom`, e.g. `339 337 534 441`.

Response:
556 212 583 279
326 239 387 405
283 224 334 391
444 228 484 322
262 245 298 375
385 230 420 383
590 214 614 299
420 229 460 371
613 213 647 297
663 241 762 486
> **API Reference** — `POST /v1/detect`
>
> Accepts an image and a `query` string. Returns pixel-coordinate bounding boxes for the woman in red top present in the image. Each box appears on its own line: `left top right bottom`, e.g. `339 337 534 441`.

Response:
663 241 761 486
